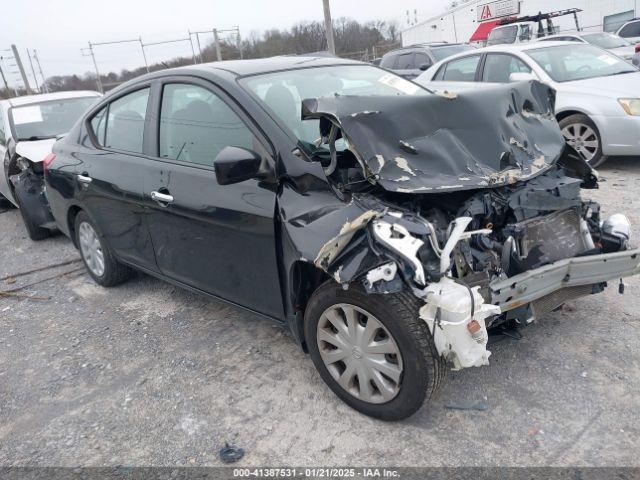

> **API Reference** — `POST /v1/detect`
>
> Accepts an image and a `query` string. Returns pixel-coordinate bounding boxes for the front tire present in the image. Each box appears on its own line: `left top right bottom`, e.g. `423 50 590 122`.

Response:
559 114 606 168
74 211 133 287
304 281 445 421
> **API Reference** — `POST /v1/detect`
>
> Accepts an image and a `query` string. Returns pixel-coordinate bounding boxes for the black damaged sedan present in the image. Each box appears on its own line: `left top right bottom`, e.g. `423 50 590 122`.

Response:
45 56 640 420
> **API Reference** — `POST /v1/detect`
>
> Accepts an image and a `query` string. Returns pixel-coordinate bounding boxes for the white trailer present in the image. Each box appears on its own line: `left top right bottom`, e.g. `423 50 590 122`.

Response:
402 0 638 46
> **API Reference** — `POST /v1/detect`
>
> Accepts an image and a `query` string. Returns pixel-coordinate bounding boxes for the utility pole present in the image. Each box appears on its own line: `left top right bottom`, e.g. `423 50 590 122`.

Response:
32 50 48 93
236 28 243 59
139 38 150 73
86 43 103 93
213 28 222 61
11 45 32 94
322 0 336 55
0 59 10 93
27 50 40 93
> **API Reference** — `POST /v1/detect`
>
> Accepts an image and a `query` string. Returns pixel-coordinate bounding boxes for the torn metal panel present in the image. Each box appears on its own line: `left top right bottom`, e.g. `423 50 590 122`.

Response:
490 248 640 312
302 80 564 193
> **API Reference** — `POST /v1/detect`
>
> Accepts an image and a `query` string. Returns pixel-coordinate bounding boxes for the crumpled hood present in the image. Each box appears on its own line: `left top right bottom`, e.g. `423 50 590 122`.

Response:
302 81 567 193
15 138 57 163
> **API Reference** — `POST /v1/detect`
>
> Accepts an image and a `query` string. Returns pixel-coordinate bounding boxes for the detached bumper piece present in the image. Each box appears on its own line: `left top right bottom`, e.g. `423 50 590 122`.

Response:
10 171 56 229
490 248 640 317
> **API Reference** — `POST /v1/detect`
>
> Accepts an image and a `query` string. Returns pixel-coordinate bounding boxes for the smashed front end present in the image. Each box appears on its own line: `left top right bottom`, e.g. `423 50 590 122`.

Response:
284 81 640 370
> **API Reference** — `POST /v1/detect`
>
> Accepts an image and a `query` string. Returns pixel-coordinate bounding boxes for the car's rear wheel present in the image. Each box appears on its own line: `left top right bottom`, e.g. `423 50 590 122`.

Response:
74 211 133 287
304 281 445 421
559 114 606 168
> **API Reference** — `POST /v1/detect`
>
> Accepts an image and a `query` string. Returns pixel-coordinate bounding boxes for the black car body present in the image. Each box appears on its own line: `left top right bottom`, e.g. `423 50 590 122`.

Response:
45 56 640 420
379 43 476 79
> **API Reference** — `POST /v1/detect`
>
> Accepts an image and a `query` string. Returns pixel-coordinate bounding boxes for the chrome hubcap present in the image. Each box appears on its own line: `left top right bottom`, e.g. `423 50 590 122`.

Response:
78 222 105 277
317 303 403 404
562 123 599 162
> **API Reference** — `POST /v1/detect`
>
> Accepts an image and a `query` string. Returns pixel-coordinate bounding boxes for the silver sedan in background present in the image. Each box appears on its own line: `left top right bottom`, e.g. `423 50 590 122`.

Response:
537 31 637 63
416 42 640 167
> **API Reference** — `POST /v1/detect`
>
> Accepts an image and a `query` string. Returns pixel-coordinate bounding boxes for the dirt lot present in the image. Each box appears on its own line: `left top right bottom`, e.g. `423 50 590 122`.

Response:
1 158 639 468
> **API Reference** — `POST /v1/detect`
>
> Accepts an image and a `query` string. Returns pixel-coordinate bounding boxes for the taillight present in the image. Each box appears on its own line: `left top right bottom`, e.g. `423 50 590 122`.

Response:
635 44 640 53
43 153 56 170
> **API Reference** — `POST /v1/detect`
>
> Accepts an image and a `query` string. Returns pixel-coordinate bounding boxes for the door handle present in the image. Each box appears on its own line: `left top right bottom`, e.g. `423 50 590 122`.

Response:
77 174 92 184
151 191 174 204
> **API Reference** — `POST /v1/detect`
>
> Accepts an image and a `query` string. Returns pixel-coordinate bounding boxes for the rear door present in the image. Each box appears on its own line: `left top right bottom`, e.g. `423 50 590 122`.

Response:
75 86 158 271
142 78 284 318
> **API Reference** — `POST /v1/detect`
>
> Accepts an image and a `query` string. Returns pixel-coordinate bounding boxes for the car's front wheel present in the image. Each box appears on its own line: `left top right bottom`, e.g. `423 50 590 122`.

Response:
304 281 445 421
74 211 133 287
559 114 606 168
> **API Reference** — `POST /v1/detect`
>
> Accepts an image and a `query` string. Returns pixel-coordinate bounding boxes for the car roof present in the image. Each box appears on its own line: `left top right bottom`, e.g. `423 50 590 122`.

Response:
383 43 466 54
3 90 101 107
191 55 364 76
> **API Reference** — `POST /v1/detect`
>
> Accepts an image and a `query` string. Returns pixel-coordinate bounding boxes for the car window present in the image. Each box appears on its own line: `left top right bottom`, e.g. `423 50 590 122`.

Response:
430 45 475 61
482 54 532 83
379 53 396 69
437 55 481 81
10 96 98 141
90 106 107 146
104 88 149 153
159 83 253 167
488 25 518 45
414 52 432 69
619 21 640 38
527 44 636 82
396 53 414 69
583 32 631 48
241 65 428 151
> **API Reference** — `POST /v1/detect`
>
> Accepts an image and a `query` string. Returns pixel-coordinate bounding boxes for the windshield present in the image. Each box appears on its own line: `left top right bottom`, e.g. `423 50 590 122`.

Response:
431 44 475 61
10 96 98 141
582 32 631 49
527 44 636 82
241 65 429 147
487 26 518 45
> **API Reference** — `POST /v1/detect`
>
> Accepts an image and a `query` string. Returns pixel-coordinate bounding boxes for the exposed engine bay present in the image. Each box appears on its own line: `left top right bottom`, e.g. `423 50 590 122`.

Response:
283 80 640 370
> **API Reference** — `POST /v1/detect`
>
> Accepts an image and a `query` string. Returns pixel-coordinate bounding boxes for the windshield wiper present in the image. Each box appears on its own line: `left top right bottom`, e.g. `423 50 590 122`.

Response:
21 135 56 141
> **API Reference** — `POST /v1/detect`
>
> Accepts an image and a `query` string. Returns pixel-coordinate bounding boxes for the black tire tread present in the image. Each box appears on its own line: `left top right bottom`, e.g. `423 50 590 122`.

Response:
305 280 446 420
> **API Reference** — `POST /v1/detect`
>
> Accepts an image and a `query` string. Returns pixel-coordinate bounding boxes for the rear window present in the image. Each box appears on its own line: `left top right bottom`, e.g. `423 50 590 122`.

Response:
619 21 640 38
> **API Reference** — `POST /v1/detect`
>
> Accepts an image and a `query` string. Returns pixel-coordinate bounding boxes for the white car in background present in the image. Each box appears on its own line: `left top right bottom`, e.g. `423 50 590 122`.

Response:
537 31 637 63
416 42 640 167
0 91 100 239
616 19 640 45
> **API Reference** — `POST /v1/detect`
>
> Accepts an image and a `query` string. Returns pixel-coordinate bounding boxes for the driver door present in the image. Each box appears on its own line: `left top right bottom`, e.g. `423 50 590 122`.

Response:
142 79 284 318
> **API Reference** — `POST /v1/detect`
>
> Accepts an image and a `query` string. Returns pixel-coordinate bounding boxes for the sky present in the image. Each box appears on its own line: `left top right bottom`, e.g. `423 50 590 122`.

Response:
1 0 449 88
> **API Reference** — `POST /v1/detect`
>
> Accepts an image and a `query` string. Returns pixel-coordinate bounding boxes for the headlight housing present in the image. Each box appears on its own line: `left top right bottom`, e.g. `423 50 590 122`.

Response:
618 98 640 116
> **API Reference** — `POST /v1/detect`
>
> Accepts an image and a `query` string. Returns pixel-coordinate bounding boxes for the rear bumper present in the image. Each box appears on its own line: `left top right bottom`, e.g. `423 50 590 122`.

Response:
490 248 640 312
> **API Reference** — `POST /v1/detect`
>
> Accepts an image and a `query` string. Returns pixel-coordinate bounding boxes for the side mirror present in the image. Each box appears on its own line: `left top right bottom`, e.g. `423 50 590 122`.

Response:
509 72 537 82
214 146 262 185
419 63 431 71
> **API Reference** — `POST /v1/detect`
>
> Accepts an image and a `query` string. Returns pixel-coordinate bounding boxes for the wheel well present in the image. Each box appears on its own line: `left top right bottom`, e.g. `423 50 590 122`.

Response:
290 260 331 349
67 206 82 247
555 110 586 123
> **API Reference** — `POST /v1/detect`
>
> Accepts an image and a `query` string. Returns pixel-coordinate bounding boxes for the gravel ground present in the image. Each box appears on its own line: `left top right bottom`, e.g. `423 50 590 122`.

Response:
1 158 639 467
